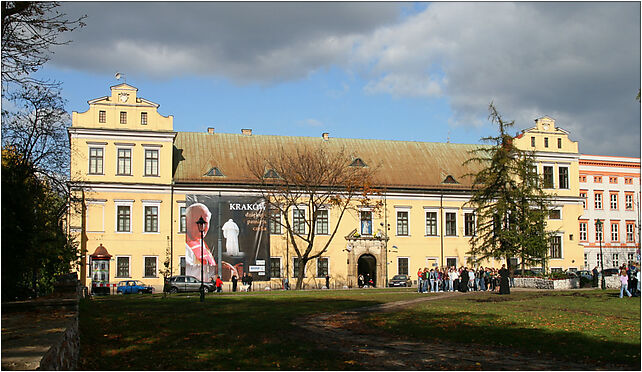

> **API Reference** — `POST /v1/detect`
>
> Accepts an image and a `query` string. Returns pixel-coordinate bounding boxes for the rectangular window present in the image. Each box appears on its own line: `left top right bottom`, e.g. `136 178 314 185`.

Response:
144 257 157 277
89 147 103 174
625 177 633 185
464 213 475 236
612 254 619 268
180 257 186 276
584 253 588 268
117 206 131 232
445 212 457 236
179 206 186 233
549 236 562 259
626 223 635 242
397 211 409 236
360 211 372 235
425 211 437 236
116 257 130 278
269 209 281 234
144 149 159 176
99 110 106 123
557 138 562 148
144 206 159 233
579 222 587 241
293 257 306 277
446 257 457 268
611 222 619 242
579 175 587 182
609 176 618 184
548 209 561 220
270 257 281 278
625 193 634 210
293 208 306 235
594 192 602 209
558 167 568 189
544 137 549 148
594 176 602 183
398 257 409 275
543 166 554 188
531 137 535 147
595 223 603 242
628 253 635 265
117 148 132 175
580 192 587 209
597 253 602 266
317 257 329 278
141 112 148 125
315 210 329 235
610 193 618 210
120 111 127 124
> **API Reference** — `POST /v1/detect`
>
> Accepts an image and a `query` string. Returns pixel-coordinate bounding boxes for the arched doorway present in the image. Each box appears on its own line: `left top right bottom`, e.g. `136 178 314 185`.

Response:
358 254 377 287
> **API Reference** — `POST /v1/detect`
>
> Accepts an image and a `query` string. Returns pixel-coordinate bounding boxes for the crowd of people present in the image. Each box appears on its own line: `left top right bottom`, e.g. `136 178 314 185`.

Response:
417 265 511 294
618 263 640 298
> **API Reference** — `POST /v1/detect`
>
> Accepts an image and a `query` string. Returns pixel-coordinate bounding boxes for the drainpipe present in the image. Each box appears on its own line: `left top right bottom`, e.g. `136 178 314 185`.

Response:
440 192 444 268
170 183 174 276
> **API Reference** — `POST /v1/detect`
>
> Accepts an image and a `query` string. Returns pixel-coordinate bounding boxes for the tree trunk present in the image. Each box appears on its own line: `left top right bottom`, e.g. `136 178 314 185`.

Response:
294 257 306 290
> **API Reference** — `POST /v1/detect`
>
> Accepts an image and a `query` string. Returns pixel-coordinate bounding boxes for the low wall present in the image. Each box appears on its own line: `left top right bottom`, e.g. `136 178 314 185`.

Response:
513 277 580 289
39 313 79 370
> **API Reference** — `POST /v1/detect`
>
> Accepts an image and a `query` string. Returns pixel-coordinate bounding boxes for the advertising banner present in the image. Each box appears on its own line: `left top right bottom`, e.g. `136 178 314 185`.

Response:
185 195 270 282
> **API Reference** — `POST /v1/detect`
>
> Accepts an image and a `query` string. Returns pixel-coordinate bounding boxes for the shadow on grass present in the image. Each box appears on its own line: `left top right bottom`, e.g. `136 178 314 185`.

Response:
79 294 384 370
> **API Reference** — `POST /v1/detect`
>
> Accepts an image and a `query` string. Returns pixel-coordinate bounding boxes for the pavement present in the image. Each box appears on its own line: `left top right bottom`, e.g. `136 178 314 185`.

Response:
1 299 77 370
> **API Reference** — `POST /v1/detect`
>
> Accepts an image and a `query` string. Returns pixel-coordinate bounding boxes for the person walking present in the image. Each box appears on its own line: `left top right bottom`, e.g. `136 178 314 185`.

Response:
619 268 632 298
215 275 223 293
231 274 238 292
417 268 424 293
592 266 599 288
247 273 253 291
499 264 510 295
325 274 330 289
460 267 469 292
468 268 476 291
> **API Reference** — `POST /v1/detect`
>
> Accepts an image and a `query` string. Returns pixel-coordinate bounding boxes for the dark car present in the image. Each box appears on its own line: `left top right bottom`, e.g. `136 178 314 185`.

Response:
576 270 593 280
117 280 153 294
601 268 620 277
164 275 215 293
388 274 412 287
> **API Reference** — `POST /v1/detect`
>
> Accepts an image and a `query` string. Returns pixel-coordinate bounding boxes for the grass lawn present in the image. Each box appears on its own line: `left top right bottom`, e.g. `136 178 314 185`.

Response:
79 289 418 370
80 289 640 370
361 289 640 369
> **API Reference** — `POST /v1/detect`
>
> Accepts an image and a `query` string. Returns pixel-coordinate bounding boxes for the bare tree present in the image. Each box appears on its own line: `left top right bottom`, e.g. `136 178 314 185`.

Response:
246 144 380 290
2 1 85 90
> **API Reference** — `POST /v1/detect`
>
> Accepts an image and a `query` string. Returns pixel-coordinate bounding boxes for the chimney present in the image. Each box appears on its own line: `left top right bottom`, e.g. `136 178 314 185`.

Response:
241 128 252 136
322 132 329 141
207 127 215 134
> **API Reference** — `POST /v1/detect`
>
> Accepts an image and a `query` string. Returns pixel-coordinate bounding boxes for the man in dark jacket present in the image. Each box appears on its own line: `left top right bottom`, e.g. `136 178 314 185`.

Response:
460 268 469 292
499 264 510 294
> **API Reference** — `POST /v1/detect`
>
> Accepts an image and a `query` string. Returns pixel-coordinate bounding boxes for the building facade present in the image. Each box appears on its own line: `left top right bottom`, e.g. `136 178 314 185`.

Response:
68 84 637 291
578 155 641 270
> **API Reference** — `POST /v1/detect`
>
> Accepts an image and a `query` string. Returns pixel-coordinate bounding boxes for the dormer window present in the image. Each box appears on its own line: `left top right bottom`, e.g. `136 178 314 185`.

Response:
264 169 280 179
120 111 127 124
350 158 367 167
99 110 106 123
442 175 458 184
204 167 224 177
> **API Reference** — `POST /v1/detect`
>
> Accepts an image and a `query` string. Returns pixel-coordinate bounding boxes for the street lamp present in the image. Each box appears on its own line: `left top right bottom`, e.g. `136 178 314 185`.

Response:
196 216 206 302
595 219 605 290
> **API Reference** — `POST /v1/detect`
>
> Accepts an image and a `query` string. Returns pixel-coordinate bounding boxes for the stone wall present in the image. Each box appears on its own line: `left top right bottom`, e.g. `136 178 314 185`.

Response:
513 277 580 289
39 314 79 370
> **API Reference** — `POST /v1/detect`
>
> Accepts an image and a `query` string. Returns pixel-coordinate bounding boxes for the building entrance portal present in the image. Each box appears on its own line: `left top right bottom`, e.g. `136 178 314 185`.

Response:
358 254 377 287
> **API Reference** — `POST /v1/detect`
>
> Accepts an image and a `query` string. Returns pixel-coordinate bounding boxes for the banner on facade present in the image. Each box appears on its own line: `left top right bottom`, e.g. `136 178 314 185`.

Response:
185 195 270 282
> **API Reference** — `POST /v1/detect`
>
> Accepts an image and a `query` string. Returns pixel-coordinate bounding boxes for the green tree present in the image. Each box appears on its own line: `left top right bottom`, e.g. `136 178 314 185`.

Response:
465 103 553 273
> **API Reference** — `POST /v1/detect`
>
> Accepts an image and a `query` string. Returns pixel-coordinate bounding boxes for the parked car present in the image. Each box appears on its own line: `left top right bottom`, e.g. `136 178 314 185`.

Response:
388 274 413 287
601 268 620 277
117 280 153 294
164 275 215 293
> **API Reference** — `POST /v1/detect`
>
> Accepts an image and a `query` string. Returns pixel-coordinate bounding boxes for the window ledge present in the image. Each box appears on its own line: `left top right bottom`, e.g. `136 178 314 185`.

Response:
116 174 133 176
144 175 160 177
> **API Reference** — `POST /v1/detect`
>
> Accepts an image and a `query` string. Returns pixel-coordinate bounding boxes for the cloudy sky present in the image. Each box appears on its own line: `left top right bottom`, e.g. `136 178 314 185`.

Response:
39 1 640 157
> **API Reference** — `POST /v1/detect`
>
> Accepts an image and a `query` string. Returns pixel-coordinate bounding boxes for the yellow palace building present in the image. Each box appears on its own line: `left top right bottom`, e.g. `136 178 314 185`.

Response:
68 84 586 292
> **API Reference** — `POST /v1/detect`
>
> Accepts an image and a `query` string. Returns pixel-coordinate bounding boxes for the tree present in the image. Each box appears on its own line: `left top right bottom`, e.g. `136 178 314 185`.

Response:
2 1 85 91
246 144 379 290
465 103 554 273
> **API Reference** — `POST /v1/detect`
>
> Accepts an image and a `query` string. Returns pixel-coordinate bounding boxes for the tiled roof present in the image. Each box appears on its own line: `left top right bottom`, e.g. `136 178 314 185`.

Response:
173 132 488 191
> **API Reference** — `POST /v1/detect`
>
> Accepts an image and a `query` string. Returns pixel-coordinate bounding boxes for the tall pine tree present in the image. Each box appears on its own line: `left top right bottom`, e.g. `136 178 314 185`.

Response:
465 103 554 273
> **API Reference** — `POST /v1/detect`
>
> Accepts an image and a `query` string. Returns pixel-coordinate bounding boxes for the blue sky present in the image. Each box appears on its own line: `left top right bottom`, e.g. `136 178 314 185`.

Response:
32 2 642 156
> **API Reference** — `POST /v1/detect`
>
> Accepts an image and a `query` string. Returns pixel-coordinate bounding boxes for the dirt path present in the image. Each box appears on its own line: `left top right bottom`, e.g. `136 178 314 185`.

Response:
293 290 622 370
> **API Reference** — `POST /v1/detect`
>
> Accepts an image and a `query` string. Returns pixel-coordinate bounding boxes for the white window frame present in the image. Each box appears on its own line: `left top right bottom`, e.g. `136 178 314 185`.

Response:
542 163 555 189
143 256 158 278
611 222 619 242
115 255 131 278
610 193 618 210
142 200 161 234
315 208 330 235
444 208 459 237
179 256 186 276
549 234 563 259
424 208 439 237
463 209 475 237
625 194 634 210
116 144 134 176
626 223 635 242
268 208 282 235
594 192 603 209
359 208 373 236
292 206 307 235
178 203 186 233
143 145 161 177
270 256 282 278
395 207 411 236
548 208 562 220
579 222 587 241
88 145 105 175
316 257 330 278
114 200 134 233
557 165 569 189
